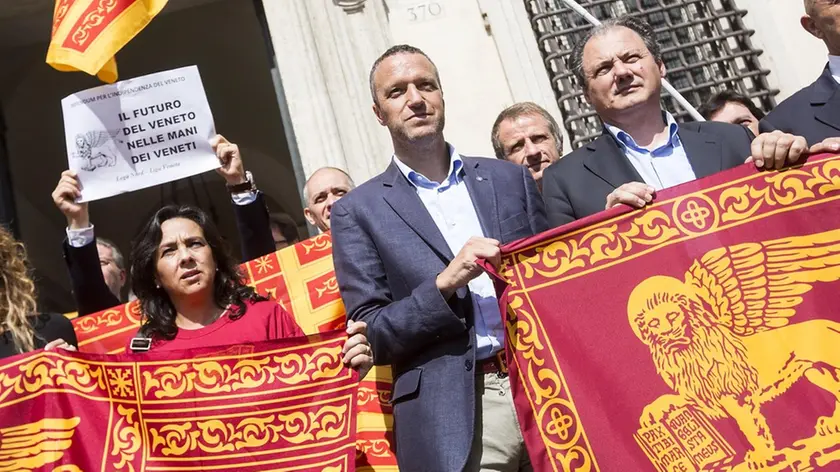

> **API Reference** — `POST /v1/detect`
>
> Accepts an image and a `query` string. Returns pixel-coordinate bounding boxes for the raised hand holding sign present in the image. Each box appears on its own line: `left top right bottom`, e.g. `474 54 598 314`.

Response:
61 65 219 202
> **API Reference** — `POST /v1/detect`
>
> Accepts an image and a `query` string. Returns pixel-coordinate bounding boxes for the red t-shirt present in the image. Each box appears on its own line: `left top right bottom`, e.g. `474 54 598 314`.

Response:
144 299 305 352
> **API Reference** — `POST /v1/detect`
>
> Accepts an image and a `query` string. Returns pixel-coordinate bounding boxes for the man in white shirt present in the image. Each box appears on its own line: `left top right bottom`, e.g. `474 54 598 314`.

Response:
491 102 563 191
331 44 546 472
761 0 840 148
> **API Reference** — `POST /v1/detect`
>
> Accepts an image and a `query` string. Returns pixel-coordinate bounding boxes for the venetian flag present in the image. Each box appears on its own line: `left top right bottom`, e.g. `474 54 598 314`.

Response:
490 152 840 471
66 233 400 471
46 0 169 83
0 331 360 471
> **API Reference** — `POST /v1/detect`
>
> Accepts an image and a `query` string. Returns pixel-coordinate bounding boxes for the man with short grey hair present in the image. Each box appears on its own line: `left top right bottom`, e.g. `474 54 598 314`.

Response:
491 102 563 190
303 167 355 232
93 237 126 295
761 0 840 149
542 16 818 227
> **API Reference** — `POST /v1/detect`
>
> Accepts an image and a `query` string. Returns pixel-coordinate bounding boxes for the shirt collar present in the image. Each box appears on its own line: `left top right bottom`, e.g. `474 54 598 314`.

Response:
393 143 464 189
604 111 680 154
829 55 840 84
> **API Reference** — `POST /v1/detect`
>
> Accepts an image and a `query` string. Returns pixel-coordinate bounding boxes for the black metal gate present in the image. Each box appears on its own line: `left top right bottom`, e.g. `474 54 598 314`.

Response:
525 0 778 148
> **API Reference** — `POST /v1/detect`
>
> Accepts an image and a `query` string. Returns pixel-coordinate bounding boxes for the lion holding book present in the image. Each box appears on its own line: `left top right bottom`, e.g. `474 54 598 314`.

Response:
628 229 840 469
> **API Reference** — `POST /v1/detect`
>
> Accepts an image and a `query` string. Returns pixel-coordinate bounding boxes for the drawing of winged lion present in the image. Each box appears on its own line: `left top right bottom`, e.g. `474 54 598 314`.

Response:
628 228 840 469
0 417 81 470
72 130 120 172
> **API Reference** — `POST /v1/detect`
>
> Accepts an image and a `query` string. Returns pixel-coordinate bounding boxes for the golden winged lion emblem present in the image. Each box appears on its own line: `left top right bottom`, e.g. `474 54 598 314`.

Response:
0 417 81 472
628 228 840 471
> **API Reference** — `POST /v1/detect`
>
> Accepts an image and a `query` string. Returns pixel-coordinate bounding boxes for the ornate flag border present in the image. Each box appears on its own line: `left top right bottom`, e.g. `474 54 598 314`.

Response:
495 154 840 471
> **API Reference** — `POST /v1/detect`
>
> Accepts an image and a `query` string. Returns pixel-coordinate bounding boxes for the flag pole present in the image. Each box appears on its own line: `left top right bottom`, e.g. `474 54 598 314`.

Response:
558 0 706 122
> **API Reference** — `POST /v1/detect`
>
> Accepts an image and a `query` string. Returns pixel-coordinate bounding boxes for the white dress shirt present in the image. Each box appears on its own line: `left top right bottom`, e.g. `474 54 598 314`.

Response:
828 55 840 84
393 145 503 360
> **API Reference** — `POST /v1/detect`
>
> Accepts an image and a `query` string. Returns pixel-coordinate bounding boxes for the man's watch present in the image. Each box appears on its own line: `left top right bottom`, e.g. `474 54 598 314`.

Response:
226 170 256 193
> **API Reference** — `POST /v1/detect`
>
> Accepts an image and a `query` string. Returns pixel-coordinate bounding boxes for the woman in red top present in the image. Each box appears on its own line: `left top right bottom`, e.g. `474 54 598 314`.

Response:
128 205 372 376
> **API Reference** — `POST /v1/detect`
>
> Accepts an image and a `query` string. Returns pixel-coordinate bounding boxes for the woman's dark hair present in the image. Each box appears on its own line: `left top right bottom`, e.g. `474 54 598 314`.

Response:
697 90 766 121
131 205 265 340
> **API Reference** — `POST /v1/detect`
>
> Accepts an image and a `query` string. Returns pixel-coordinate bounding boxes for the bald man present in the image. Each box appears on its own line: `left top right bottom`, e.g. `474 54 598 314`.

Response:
761 0 840 148
303 167 355 232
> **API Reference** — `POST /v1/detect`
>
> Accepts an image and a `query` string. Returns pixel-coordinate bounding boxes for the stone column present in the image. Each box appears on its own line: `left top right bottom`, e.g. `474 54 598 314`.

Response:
261 0 394 186
734 0 825 100
477 0 572 155
385 0 518 157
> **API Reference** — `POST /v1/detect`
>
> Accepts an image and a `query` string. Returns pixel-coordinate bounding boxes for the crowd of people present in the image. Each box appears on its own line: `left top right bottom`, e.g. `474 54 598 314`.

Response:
8 132 375 373
1 1 839 470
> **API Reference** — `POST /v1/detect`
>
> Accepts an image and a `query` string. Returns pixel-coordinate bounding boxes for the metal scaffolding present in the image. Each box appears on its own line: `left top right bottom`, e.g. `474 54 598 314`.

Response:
525 0 778 148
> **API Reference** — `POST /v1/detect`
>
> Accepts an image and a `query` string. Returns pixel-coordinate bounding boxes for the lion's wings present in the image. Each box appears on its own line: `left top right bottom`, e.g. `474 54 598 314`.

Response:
685 229 840 335
0 417 80 470
84 129 120 148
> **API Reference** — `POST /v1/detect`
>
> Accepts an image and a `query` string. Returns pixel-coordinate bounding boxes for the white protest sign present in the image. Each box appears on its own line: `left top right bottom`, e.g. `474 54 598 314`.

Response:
61 65 219 202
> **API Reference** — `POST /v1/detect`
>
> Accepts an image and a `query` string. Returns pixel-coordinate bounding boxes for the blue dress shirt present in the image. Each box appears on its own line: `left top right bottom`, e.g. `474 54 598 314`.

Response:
393 145 503 360
605 112 696 190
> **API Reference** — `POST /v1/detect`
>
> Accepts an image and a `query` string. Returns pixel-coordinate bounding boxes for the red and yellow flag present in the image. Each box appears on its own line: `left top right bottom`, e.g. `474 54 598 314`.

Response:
0 331 359 471
46 0 169 83
67 233 398 471
491 153 840 471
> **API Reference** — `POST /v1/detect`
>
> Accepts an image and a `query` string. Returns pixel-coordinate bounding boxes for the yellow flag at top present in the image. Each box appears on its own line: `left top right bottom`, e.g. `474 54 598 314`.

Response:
46 0 169 83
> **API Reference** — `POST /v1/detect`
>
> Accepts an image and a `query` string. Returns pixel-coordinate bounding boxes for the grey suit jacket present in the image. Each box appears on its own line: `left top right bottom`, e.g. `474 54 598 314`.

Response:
331 156 548 472
761 66 840 145
542 120 754 227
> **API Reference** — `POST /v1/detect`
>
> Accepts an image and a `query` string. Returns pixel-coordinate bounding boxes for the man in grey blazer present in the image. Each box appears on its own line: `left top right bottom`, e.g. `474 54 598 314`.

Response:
331 45 547 471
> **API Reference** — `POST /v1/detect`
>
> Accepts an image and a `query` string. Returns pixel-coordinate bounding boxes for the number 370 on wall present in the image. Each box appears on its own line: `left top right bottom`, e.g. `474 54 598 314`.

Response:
407 1 444 22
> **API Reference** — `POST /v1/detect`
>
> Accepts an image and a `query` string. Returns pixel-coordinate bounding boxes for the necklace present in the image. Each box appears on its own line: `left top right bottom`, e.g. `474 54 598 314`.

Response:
176 304 231 330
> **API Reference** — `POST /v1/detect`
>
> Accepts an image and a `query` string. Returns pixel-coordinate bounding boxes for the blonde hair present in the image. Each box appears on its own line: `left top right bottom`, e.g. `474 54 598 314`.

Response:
0 227 37 353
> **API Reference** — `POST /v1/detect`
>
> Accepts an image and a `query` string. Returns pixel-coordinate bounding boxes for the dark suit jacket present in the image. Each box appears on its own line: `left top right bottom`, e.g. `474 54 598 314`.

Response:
62 238 121 317
542 121 754 227
761 65 840 145
233 192 276 261
331 156 548 472
64 194 276 316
